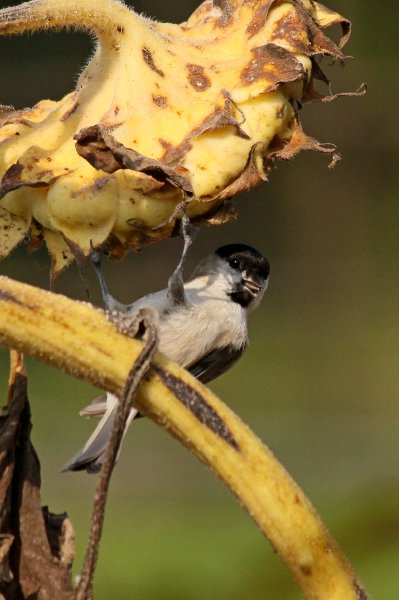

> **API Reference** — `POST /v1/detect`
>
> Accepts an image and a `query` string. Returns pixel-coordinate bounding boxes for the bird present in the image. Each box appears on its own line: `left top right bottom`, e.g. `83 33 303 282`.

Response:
63 223 270 473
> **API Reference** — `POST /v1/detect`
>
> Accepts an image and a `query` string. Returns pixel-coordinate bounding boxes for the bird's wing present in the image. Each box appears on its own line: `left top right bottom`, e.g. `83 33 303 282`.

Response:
62 393 138 473
188 344 246 384
64 344 244 473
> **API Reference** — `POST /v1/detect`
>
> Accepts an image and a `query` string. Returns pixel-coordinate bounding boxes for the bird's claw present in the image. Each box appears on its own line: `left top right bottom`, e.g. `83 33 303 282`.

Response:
90 247 102 268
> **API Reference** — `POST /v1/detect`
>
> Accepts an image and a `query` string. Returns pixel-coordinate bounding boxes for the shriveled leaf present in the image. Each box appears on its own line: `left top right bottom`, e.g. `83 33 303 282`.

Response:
0 351 74 599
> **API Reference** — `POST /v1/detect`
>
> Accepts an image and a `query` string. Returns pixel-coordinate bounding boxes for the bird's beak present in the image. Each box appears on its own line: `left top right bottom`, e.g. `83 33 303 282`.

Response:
242 278 263 295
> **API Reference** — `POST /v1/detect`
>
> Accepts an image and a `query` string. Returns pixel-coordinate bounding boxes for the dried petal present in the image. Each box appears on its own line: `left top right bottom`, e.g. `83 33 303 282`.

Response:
0 206 30 259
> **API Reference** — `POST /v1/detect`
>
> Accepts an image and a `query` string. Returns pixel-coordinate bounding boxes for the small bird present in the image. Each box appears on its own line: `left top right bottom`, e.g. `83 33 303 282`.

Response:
63 232 270 473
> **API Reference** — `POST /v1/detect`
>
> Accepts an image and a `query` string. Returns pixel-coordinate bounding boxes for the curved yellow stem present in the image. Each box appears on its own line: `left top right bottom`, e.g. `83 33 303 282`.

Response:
0 276 369 600
0 0 137 40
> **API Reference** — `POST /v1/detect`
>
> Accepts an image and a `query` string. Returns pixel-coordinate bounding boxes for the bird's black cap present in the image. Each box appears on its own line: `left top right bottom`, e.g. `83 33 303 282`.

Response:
216 243 264 259
216 244 270 280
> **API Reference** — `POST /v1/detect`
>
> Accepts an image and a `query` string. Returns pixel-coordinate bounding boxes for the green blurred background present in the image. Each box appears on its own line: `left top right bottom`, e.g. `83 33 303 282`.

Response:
0 0 398 597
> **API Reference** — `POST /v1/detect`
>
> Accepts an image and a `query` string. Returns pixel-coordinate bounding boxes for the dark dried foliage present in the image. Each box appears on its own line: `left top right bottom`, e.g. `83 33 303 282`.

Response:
0 354 74 600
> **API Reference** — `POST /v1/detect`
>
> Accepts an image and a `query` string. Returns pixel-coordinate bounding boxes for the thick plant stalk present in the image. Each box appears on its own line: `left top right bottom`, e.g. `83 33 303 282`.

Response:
0 276 369 600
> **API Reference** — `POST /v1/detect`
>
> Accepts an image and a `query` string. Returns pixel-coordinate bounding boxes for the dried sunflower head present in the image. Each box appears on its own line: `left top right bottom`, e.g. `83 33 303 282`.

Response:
0 0 357 277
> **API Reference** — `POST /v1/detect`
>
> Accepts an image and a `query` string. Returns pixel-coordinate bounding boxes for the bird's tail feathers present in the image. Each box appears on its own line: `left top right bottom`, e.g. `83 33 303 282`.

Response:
62 393 138 474
79 394 108 418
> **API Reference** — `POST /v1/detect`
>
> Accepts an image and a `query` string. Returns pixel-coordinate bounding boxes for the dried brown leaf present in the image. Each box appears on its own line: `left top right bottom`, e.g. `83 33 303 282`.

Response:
75 125 194 197
0 352 75 599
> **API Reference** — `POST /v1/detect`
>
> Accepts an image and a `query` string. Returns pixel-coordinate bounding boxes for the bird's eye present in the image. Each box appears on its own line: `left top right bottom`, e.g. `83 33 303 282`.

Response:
229 257 240 270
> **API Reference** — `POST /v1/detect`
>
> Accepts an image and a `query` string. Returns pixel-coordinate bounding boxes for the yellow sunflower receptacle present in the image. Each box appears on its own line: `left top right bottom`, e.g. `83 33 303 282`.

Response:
0 0 355 277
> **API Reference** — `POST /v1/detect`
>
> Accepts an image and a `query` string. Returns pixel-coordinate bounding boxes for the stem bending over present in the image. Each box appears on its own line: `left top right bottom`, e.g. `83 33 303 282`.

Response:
0 276 369 600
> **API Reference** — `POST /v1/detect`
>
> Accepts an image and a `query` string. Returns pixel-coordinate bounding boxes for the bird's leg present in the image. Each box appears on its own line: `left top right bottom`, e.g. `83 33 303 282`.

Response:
167 214 198 305
91 248 128 313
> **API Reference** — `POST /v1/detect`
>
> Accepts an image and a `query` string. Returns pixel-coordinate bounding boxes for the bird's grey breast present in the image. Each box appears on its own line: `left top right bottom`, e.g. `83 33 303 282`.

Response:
157 289 247 367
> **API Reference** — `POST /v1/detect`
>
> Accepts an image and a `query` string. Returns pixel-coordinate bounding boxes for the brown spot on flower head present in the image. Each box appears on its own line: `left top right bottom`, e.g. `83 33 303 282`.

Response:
241 44 304 89
152 95 168 108
142 47 165 77
214 0 234 27
186 64 211 91
271 11 309 53
159 138 172 150
246 0 274 38
60 102 79 121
